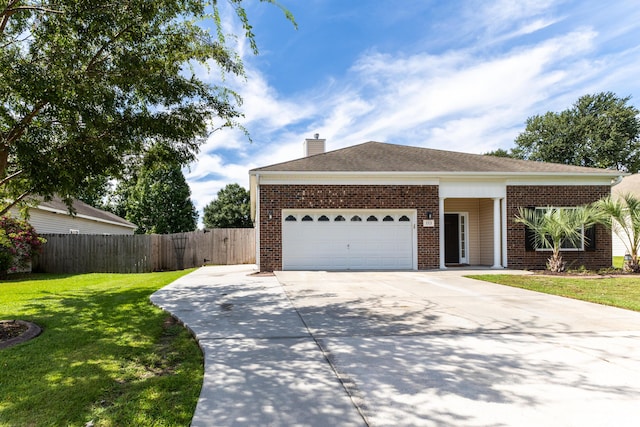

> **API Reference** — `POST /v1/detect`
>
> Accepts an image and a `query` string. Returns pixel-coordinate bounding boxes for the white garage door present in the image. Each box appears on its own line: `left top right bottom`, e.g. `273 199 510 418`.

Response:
282 210 415 270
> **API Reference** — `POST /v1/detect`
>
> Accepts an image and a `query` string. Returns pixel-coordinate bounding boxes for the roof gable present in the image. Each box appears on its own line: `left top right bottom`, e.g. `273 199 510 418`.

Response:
251 141 620 175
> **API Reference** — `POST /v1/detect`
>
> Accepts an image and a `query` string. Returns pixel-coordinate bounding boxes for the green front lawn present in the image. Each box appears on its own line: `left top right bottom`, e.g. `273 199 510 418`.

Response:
468 273 640 312
0 271 202 427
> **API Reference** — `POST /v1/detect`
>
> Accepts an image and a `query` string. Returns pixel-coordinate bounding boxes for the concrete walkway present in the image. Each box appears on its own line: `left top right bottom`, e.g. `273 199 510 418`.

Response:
151 265 640 426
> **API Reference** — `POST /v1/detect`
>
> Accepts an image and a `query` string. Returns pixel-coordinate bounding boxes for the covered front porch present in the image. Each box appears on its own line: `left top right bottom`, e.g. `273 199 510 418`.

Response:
438 180 507 269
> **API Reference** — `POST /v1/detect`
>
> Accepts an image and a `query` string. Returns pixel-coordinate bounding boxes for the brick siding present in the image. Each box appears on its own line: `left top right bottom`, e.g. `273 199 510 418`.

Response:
259 185 439 271
259 183 612 272
506 185 612 270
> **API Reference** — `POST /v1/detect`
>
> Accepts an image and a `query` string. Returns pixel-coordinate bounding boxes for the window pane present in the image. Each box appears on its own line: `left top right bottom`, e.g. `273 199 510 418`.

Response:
334 215 345 222
318 215 330 221
302 215 313 222
351 215 362 222
285 215 297 222
383 215 394 222
399 215 410 222
367 215 378 222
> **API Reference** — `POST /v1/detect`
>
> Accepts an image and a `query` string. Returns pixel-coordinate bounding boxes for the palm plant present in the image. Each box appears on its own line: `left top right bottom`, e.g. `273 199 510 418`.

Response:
594 194 640 272
515 205 598 272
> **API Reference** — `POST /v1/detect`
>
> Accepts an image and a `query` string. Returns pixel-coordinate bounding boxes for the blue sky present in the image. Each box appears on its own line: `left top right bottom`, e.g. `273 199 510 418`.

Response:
186 0 640 220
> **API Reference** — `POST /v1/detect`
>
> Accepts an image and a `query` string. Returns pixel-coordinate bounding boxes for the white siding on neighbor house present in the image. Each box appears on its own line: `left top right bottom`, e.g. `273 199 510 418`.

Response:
8 208 135 235
612 234 627 257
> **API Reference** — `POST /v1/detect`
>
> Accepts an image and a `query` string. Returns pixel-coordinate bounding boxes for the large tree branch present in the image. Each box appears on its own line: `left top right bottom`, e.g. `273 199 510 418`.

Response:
85 23 135 74
5 101 47 146
0 169 24 187
0 189 31 216
1 1 63 34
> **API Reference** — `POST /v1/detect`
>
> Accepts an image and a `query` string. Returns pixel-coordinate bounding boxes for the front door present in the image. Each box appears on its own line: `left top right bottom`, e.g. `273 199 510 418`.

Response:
444 213 469 265
444 214 459 264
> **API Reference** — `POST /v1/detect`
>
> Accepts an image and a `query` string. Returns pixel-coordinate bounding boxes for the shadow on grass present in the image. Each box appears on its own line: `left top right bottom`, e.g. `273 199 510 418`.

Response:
0 283 202 426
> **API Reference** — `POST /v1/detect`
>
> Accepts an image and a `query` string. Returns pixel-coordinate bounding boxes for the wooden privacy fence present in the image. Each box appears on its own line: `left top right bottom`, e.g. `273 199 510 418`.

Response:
33 228 255 274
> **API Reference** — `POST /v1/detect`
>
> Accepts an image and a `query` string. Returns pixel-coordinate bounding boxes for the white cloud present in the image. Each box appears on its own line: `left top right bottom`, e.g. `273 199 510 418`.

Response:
184 1 640 224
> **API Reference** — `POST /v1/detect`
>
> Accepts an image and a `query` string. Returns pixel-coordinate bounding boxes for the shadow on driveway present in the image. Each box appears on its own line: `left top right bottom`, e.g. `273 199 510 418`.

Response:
152 266 640 426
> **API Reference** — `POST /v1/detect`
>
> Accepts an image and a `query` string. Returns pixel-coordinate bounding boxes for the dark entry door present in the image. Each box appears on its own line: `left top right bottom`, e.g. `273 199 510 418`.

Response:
444 214 459 264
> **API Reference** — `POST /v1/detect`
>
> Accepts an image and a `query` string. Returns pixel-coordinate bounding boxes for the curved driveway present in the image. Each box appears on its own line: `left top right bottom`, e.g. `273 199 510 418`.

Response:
151 265 640 426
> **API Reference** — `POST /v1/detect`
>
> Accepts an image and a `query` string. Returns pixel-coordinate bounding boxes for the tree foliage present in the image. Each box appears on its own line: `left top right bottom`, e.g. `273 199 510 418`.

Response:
0 215 46 275
515 206 598 272
0 0 294 214
512 92 640 172
594 194 640 272
203 183 252 228
484 148 513 158
125 162 198 235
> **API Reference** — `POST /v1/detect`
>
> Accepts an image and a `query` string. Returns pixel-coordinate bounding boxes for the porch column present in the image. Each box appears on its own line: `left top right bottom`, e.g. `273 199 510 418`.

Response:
492 197 502 268
439 197 446 269
501 197 508 267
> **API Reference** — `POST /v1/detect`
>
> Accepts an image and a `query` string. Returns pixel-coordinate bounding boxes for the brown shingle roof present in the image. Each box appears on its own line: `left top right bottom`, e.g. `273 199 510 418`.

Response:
251 141 620 175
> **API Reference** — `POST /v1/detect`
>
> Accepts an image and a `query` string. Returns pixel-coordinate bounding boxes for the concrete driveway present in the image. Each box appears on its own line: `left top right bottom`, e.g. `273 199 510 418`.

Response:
151 266 640 427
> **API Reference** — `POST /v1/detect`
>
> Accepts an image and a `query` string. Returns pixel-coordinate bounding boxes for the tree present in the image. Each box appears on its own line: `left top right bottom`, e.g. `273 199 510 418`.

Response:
512 92 640 172
125 161 198 235
595 194 640 272
0 215 46 276
515 206 598 272
0 0 294 214
203 183 252 228
484 148 514 158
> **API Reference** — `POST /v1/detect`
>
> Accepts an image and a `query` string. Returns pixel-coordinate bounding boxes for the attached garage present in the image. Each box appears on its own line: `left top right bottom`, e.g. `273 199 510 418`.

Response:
251 140 618 272
282 210 416 270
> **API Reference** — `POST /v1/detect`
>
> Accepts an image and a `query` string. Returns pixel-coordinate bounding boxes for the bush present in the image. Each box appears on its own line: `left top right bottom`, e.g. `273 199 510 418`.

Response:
0 216 46 275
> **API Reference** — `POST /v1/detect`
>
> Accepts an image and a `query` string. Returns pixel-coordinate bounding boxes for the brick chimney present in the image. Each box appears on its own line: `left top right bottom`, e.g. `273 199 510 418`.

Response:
303 134 325 157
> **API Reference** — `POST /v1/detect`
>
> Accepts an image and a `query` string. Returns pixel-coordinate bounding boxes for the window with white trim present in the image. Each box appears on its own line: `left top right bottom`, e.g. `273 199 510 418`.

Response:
524 207 595 252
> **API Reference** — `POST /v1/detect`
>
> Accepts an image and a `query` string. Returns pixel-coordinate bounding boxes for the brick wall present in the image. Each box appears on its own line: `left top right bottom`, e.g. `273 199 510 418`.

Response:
259 184 439 271
259 183 612 272
506 185 612 270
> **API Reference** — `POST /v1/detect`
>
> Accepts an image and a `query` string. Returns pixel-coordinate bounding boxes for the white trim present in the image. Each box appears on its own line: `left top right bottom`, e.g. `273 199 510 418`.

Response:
440 180 506 198
250 170 620 181
501 197 508 267
505 177 615 186
252 171 616 188
255 174 261 269
492 198 502 268
439 197 446 269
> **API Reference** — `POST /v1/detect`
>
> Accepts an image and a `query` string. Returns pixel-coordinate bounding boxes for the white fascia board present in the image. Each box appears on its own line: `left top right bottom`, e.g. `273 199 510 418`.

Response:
252 170 621 186
35 206 137 229
505 175 620 186
255 172 439 185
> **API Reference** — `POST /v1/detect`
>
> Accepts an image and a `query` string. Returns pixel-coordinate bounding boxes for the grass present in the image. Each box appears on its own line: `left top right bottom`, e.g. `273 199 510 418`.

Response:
0 270 202 427
468 271 640 312
613 256 624 269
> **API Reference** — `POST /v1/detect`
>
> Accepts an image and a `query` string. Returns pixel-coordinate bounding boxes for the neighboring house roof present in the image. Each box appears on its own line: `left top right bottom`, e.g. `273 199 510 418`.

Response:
251 141 622 176
35 197 137 230
612 174 640 197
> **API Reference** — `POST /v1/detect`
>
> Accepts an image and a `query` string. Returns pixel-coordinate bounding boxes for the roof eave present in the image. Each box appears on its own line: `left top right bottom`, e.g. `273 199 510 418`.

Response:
249 170 625 178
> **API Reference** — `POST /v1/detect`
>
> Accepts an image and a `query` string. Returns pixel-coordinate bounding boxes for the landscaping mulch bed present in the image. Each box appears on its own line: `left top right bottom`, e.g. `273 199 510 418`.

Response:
0 320 42 349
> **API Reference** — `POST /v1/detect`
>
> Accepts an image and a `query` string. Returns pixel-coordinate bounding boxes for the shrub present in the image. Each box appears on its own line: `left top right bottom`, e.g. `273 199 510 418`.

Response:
0 216 46 275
